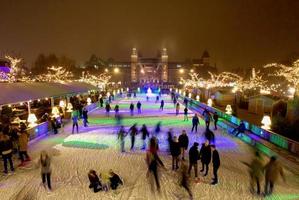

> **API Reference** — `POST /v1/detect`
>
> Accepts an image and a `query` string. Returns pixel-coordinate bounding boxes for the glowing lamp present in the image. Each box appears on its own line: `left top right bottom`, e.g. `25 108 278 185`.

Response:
225 105 232 115
137 87 140 93
183 91 186 96
175 89 178 93
27 113 38 127
169 88 172 92
188 93 192 98
107 92 111 97
117 89 120 94
207 98 213 107
113 90 116 96
196 95 200 101
261 115 271 130
52 106 60 117
59 100 65 108
126 87 129 92
87 97 92 105
67 103 73 112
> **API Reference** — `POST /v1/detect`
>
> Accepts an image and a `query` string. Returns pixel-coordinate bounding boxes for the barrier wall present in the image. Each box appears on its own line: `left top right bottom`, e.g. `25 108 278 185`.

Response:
179 95 299 156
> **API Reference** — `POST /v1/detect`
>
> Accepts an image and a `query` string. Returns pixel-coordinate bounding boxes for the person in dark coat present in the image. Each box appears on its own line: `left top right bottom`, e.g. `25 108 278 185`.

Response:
180 160 193 198
99 97 104 107
118 126 127 152
114 104 120 117
213 112 219 130
129 102 134 116
88 170 102 193
160 100 165 111
188 142 200 178
154 122 161 136
191 114 200 133
167 129 173 153
51 117 58 134
203 109 211 129
184 97 188 107
199 140 211 176
183 107 188 121
204 128 215 145
211 145 220 185
129 124 138 150
0 133 14 174
109 170 123 190
232 120 246 137
155 96 159 103
170 136 181 170
176 103 180 115
140 124 149 150
173 97 177 107
105 103 111 116
82 107 88 127
137 101 142 114
178 130 189 160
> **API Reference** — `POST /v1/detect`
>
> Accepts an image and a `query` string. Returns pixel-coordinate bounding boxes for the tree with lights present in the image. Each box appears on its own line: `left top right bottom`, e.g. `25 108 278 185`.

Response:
80 71 111 89
36 66 73 83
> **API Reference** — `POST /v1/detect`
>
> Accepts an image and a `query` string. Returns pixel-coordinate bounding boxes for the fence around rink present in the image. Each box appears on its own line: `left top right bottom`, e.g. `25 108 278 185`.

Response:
177 95 299 157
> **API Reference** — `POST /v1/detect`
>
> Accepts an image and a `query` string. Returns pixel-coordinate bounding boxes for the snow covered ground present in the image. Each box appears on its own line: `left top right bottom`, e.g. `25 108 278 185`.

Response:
1 95 299 200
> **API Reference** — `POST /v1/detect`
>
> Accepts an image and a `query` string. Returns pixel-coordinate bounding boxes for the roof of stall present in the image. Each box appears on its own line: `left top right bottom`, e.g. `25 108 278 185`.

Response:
0 82 98 106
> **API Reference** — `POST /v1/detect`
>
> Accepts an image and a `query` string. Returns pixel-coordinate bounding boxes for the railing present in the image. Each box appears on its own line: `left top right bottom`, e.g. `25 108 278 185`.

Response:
178 95 299 157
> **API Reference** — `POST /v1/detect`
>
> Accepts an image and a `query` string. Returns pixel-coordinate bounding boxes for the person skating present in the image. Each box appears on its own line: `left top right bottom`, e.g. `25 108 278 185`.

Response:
180 160 193 199
176 103 180 115
118 126 127 152
211 145 220 185
137 101 142 114
18 124 31 166
109 170 123 190
82 107 88 127
264 156 286 196
232 120 246 137
173 97 177 107
88 170 103 193
0 133 14 174
114 104 120 117
170 136 181 170
183 107 188 121
199 140 211 176
184 97 188 107
178 130 189 160
242 151 264 194
155 96 159 103
38 151 52 190
191 114 200 133
99 97 104 107
203 109 211 129
129 124 138 150
154 122 161 136
204 128 215 145
140 124 149 150
71 110 79 134
105 103 111 116
213 112 219 130
51 117 58 134
146 142 165 192
129 102 134 116
160 100 165 111
188 142 200 178
167 129 173 153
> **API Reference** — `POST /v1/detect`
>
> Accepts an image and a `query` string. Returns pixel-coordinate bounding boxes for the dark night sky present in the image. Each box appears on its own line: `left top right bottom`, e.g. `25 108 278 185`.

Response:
1 0 299 70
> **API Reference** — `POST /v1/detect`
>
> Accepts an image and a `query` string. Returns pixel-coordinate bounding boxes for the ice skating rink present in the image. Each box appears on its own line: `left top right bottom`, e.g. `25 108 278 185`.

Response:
1 95 299 200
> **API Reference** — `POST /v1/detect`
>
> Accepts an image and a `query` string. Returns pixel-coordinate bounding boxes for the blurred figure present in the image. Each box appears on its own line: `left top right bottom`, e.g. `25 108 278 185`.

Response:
146 141 165 192
160 100 165 111
184 97 188 107
115 114 123 127
99 97 104 107
0 132 14 174
88 170 103 193
176 103 180 115
105 103 111 116
264 156 286 196
154 122 161 136
114 104 120 117
118 126 127 152
199 140 211 176
203 109 211 129
178 130 189 160
82 107 88 127
184 107 188 121
180 160 193 199
170 136 181 170
71 111 79 134
191 114 200 133
150 136 159 153
129 124 138 150
155 96 159 103
204 128 215 145
129 102 134 116
140 124 149 150
137 101 142 114
38 151 52 190
167 129 173 153
188 142 200 178
146 96 149 101
109 170 123 190
18 124 31 166
210 145 220 185
242 151 264 194
51 117 58 134
213 112 219 130
173 97 177 107
232 120 246 137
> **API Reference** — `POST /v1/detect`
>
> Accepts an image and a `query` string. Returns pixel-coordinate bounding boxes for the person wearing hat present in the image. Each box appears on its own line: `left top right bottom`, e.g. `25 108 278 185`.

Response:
188 142 200 178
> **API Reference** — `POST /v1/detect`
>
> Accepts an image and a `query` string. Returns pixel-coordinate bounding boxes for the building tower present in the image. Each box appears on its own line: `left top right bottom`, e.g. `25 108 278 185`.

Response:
202 50 210 67
131 48 138 82
161 48 168 82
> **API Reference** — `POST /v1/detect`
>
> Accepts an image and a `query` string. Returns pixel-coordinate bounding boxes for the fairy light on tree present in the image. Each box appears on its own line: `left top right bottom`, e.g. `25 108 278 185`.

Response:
79 71 111 89
37 66 73 83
